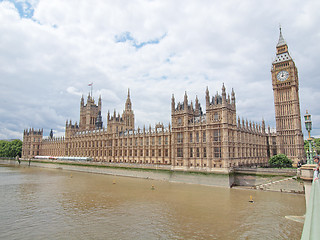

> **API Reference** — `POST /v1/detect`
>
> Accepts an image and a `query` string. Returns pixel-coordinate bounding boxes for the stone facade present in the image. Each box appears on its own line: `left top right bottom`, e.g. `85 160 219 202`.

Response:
22 30 304 168
271 28 305 163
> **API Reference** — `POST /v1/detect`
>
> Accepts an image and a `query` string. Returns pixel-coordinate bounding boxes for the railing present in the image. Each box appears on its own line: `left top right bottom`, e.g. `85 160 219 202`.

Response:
301 180 320 239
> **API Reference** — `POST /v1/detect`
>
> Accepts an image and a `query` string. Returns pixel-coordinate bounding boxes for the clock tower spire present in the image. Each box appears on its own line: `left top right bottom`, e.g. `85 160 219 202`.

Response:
271 28 305 164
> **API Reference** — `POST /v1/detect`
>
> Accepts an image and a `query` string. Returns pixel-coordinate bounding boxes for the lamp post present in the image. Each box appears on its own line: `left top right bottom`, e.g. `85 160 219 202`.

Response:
304 110 314 164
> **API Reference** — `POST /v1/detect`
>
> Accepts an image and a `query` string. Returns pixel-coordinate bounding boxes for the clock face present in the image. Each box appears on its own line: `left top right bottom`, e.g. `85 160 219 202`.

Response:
276 70 289 81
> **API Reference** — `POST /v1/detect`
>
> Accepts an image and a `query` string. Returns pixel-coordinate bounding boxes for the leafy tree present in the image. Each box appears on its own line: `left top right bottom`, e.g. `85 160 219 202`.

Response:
0 140 22 158
269 154 293 168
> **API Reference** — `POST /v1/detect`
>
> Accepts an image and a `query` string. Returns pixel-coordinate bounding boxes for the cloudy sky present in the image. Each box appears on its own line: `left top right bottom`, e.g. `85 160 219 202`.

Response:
1 0 320 140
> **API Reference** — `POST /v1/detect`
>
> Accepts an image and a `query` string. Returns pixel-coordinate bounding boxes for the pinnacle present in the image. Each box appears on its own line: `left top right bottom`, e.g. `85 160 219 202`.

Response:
277 27 286 47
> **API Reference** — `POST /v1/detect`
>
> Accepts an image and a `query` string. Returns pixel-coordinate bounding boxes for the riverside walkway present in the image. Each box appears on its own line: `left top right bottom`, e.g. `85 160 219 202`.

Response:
301 180 320 239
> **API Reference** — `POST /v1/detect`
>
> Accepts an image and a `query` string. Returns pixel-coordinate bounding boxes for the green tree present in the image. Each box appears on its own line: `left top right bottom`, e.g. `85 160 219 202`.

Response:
269 154 293 168
0 140 22 158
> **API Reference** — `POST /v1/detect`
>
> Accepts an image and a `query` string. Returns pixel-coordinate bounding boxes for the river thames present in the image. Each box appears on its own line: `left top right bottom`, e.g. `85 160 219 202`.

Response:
0 165 305 239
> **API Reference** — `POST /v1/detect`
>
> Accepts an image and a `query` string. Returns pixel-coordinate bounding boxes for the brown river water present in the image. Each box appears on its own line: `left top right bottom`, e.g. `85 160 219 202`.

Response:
0 165 305 239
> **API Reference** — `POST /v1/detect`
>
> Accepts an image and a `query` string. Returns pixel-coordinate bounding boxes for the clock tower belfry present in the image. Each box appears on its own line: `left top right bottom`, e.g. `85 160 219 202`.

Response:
271 28 305 164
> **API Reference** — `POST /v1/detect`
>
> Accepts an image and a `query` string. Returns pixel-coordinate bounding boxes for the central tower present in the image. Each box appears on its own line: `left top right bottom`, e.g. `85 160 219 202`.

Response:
271 28 305 163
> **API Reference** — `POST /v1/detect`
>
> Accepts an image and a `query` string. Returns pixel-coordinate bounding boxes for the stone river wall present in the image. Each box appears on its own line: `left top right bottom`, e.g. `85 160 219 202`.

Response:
0 159 300 189
0 159 233 187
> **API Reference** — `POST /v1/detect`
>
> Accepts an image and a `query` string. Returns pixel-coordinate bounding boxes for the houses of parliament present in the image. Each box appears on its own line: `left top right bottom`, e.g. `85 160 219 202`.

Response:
22 30 305 170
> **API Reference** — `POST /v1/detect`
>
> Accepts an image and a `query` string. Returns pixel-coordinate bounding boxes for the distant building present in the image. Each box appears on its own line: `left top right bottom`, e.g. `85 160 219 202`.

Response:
22 30 305 169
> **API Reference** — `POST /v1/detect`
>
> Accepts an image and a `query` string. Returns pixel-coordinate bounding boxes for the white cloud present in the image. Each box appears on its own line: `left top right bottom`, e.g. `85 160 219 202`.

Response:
0 0 319 140
67 86 82 97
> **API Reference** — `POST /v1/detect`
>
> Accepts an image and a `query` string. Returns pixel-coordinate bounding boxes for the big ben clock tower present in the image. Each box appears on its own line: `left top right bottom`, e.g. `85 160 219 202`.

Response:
271 28 305 164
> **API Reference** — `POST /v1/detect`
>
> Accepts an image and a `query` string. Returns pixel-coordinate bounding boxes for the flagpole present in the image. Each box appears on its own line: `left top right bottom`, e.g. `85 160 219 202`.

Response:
88 82 93 97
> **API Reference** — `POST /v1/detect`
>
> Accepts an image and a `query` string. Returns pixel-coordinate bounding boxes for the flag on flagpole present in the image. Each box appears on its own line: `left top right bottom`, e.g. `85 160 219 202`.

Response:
88 82 93 86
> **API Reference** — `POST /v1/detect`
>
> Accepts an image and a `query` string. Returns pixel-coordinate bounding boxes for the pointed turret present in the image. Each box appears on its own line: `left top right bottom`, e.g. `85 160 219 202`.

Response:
195 95 199 114
205 87 210 108
222 83 226 103
262 119 266 132
125 88 132 110
184 91 188 109
277 27 286 47
275 27 290 56
81 95 84 107
171 94 175 114
122 89 135 129
231 88 235 106
98 95 101 107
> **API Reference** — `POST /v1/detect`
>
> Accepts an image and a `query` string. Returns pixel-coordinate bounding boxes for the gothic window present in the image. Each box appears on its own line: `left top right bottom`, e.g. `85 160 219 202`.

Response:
190 148 193 157
152 149 155 157
165 136 168 145
190 133 193 143
177 133 183 143
214 130 220 141
214 147 221 158
152 137 155 145
165 149 168 157
203 147 207 158
203 132 206 142
177 148 183 157
196 132 199 143
196 148 200 157
178 118 182 125
158 149 161 157
214 112 219 121
158 137 161 145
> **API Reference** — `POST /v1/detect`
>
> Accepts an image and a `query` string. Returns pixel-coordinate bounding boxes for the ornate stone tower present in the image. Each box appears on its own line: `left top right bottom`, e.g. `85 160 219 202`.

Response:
271 28 305 163
79 94 101 131
122 89 135 130
106 89 135 134
22 128 43 158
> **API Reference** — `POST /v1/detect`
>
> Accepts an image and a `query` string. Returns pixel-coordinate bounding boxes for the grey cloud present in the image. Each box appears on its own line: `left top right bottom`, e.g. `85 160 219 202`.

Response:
0 0 319 140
